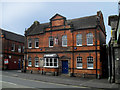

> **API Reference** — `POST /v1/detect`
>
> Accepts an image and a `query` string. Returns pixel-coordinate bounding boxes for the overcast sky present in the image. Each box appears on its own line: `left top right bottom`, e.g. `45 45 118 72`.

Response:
1 1 119 44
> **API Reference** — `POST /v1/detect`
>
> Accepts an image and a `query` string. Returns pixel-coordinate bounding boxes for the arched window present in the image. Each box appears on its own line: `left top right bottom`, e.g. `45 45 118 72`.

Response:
76 56 82 68
28 57 32 67
49 36 53 47
76 34 82 46
35 57 39 67
87 56 93 69
87 33 93 45
62 35 67 47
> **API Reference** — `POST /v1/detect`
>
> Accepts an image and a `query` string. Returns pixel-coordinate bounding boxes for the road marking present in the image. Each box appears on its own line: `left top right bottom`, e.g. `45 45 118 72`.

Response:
2 74 88 88
2 81 17 85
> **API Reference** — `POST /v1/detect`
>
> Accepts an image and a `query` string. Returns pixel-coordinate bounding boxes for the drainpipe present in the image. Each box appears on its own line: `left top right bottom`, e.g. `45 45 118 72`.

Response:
95 27 98 79
70 23 74 77
24 29 27 73
72 29 74 77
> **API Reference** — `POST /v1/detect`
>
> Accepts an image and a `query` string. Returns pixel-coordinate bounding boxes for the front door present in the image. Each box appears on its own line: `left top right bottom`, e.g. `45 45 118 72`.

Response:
62 60 68 74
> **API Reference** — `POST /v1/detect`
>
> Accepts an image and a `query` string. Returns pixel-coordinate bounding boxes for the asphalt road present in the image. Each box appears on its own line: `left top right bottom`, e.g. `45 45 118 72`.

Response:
1 74 92 89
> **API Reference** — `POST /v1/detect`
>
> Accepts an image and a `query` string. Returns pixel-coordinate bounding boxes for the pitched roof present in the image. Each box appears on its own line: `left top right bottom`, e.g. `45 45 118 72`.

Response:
26 14 99 36
67 15 97 30
0 29 24 43
26 22 49 36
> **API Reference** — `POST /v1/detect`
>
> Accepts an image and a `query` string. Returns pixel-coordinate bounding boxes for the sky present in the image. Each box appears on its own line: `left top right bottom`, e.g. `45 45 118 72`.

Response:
0 1 119 44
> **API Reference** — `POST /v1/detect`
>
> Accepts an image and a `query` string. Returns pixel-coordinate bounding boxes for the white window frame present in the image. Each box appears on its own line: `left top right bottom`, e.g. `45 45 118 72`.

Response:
35 57 39 67
28 57 32 67
49 36 54 47
11 43 15 51
87 33 93 46
35 38 39 48
62 35 67 47
87 56 94 69
44 58 58 68
28 39 32 49
18 45 21 53
76 34 82 46
76 56 82 69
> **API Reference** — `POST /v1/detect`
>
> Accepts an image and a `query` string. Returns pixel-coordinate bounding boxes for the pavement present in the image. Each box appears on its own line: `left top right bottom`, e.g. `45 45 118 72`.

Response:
2 70 120 89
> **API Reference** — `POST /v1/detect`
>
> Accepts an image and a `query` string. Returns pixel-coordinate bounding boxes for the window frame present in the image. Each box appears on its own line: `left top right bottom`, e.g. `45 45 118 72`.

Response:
28 39 32 49
76 56 83 69
35 38 39 48
62 35 67 47
49 36 54 47
87 56 94 69
18 45 21 53
35 57 39 67
76 34 82 46
11 43 15 51
28 57 32 67
87 33 93 46
44 58 58 68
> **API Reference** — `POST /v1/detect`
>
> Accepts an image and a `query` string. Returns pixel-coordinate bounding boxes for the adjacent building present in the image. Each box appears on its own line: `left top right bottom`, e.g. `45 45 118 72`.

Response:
0 29 24 70
24 11 107 78
108 2 120 84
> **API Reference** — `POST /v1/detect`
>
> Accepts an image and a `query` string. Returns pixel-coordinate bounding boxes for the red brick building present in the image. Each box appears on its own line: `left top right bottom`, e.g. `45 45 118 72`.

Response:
24 11 107 78
0 29 24 70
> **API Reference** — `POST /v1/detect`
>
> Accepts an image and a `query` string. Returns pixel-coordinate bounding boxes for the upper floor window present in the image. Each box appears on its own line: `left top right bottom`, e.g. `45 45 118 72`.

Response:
28 57 32 67
76 34 82 46
76 56 82 68
11 43 15 51
87 56 93 69
87 33 93 45
49 36 53 47
35 57 39 67
18 45 21 53
35 38 39 48
28 39 32 48
62 35 67 47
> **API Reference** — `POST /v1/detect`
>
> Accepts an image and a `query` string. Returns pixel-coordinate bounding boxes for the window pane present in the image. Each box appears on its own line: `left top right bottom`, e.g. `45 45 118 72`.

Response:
46 58 49 66
49 37 53 47
62 35 67 46
77 63 82 67
76 34 82 46
87 33 93 45
87 56 93 69
50 58 53 66
77 57 82 68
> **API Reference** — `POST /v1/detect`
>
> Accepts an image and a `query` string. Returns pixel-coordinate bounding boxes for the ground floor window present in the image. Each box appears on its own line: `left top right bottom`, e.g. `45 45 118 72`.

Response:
87 56 93 69
35 57 39 67
28 57 32 67
44 58 58 68
76 56 82 68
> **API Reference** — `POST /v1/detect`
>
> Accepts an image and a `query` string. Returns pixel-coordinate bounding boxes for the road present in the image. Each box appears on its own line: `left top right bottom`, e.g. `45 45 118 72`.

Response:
1 73 92 89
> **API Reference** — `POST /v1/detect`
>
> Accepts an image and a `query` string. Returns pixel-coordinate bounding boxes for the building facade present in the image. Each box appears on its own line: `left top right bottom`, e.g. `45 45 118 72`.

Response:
24 11 107 78
108 2 120 84
0 29 24 70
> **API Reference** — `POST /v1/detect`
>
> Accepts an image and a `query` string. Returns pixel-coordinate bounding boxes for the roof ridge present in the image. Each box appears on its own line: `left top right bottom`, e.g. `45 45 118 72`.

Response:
0 28 24 37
